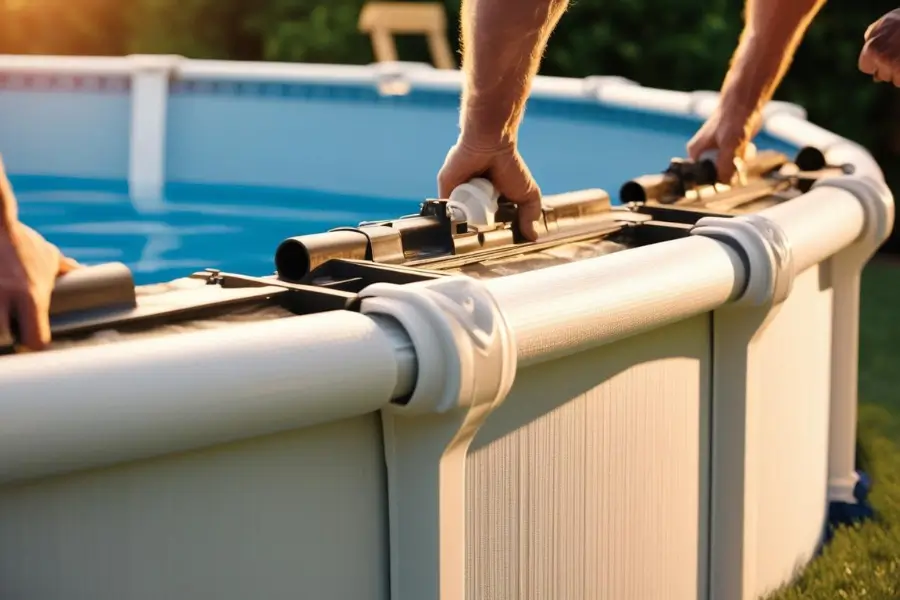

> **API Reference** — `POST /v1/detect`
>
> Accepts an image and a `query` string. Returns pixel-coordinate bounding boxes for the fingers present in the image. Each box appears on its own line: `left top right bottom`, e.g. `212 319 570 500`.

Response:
438 142 542 241
59 255 81 275
490 153 542 241
437 156 457 199
12 291 49 351
686 131 714 162
859 16 900 87
859 41 880 76
0 300 11 350
864 16 884 41
3 290 49 351
715 147 740 184
687 129 736 182
437 168 462 200
437 143 486 199
687 125 744 183
513 190 541 241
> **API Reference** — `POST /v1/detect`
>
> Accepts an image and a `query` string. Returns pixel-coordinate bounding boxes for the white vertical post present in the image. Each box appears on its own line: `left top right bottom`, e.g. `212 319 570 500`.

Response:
358 276 517 600
813 177 894 505
694 176 894 598
827 252 864 504
691 214 796 600
127 54 180 205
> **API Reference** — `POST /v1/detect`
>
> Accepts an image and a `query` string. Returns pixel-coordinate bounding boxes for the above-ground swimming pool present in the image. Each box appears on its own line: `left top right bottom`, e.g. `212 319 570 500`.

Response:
0 55 892 600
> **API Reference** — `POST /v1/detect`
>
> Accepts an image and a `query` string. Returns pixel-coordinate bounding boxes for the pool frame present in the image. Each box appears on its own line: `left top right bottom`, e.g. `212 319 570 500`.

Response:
0 54 893 600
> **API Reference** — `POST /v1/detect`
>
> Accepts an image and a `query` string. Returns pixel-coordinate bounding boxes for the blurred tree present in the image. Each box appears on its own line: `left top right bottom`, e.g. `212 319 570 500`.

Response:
126 0 262 59
0 0 127 55
248 1 371 64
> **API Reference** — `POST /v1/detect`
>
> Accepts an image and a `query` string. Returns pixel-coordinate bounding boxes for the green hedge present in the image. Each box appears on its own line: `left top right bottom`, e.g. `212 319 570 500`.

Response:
1 0 898 177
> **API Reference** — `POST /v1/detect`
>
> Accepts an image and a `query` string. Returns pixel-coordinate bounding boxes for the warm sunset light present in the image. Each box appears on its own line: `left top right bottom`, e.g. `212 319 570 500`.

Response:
0 2 897 600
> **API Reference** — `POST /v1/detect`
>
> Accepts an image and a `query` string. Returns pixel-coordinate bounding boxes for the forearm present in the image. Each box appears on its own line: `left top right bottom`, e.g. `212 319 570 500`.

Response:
458 0 569 148
0 164 17 232
720 0 826 116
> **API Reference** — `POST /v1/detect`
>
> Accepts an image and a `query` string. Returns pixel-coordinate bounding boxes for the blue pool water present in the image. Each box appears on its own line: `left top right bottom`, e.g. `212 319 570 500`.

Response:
12 176 422 285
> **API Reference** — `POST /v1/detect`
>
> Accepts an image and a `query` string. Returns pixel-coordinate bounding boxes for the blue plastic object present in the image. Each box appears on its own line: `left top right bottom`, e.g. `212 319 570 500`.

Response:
825 470 875 542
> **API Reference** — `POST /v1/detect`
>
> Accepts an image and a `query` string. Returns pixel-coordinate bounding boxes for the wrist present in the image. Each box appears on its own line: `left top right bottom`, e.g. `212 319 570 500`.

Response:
460 104 519 151
717 86 760 126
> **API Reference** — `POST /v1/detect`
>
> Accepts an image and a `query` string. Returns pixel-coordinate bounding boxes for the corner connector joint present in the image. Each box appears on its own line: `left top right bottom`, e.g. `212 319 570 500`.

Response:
359 275 517 415
691 214 794 307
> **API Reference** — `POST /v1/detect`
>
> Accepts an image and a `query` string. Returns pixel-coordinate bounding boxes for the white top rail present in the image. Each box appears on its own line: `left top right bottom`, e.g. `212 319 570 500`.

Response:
0 53 793 120
0 54 134 76
486 235 746 367
0 311 415 484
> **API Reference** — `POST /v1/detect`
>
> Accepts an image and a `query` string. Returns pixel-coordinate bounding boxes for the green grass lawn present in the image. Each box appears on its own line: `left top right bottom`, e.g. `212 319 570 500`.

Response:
769 259 900 599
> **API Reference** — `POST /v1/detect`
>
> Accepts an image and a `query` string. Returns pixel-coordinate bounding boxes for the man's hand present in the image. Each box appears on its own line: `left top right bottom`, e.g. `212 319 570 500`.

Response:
438 139 542 241
687 107 764 184
0 159 78 351
686 0 823 183
860 10 900 85
438 0 568 243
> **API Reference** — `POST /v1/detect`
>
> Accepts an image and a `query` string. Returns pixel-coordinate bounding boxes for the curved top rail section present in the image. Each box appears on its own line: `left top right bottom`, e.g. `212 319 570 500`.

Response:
0 54 134 76
484 234 747 367
0 53 788 121
0 310 416 484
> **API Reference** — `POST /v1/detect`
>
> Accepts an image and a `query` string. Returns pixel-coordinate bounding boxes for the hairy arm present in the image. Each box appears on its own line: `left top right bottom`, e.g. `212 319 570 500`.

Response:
719 0 827 117
458 0 569 149
0 157 18 232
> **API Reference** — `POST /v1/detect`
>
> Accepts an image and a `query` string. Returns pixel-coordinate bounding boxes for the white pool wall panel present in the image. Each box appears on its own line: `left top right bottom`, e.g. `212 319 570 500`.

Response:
707 264 834 600
0 415 390 600
466 315 711 600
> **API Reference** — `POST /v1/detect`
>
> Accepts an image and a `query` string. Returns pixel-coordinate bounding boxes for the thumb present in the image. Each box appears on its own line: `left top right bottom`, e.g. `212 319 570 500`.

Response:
437 164 464 200
864 16 884 41
859 40 881 77
58 255 80 275
12 291 50 351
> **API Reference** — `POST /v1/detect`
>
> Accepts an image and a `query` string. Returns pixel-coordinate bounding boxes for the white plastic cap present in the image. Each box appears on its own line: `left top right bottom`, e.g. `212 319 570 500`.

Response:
447 178 501 227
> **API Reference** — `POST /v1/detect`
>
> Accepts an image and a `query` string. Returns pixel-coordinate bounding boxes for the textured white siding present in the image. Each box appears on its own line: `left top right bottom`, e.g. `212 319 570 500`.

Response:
467 315 711 600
